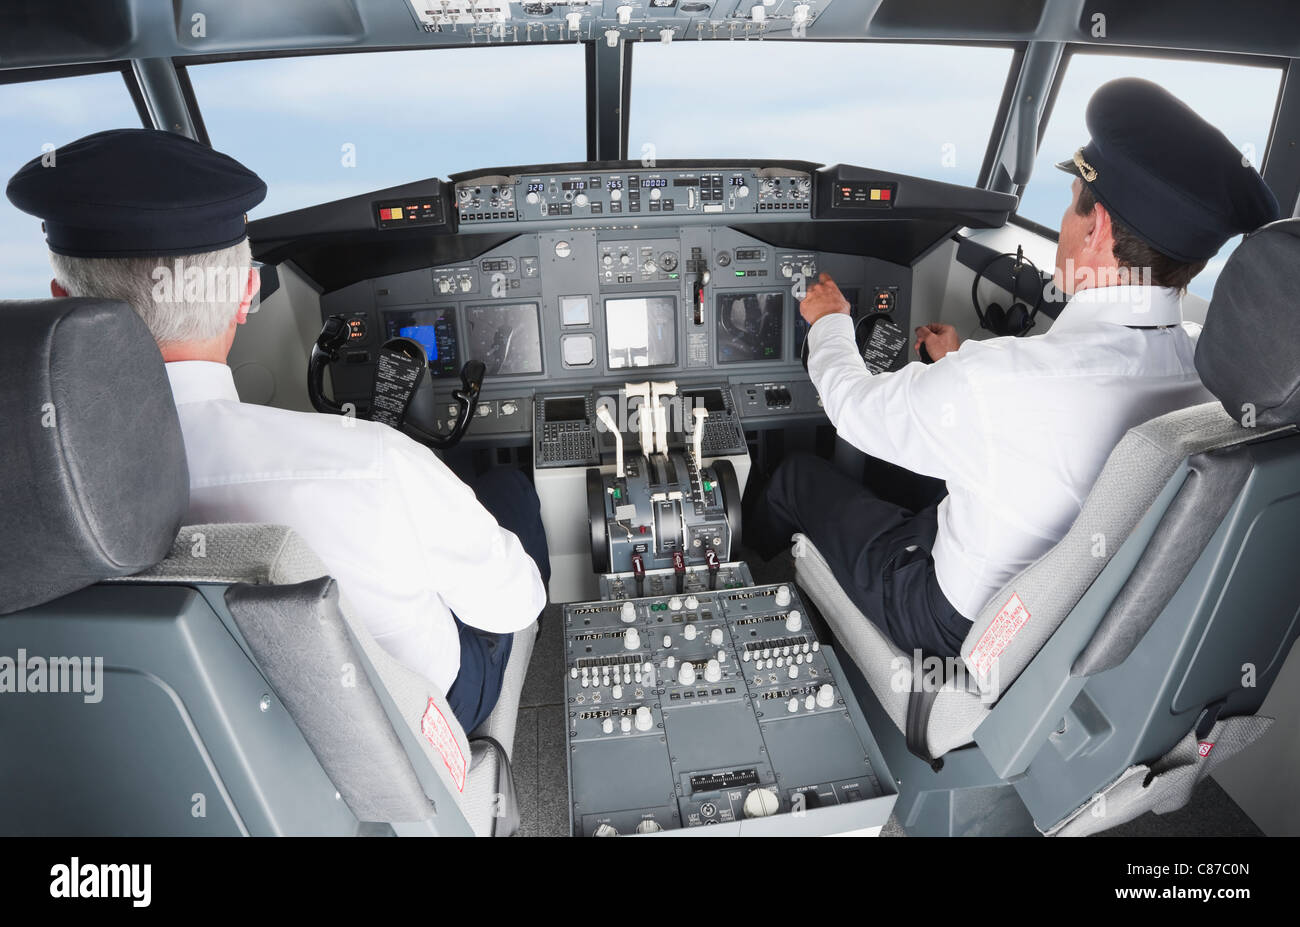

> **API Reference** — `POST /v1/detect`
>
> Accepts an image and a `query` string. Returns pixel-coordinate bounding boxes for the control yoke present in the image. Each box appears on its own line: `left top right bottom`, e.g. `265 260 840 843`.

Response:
308 313 484 449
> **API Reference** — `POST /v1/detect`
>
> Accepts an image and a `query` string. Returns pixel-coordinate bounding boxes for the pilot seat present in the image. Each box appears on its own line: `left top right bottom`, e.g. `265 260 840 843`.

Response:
793 218 1300 836
0 296 532 836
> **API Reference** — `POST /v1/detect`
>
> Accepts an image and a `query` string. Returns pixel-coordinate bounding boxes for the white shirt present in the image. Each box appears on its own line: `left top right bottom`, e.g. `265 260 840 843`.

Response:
165 361 546 693
807 285 1212 621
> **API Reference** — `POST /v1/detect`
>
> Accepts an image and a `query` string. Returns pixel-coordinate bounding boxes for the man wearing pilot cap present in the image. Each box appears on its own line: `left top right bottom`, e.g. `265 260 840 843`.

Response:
753 77 1280 661
7 128 551 732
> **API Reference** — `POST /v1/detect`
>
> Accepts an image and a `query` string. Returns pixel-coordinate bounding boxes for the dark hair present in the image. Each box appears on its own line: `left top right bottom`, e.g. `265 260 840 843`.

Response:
1074 184 1207 291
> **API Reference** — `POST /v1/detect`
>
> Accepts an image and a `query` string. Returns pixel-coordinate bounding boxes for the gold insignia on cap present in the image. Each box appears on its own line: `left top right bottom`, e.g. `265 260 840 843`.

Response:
1073 148 1098 183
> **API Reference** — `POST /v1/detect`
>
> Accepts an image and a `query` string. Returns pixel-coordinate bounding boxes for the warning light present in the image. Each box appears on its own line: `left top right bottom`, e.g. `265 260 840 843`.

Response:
870 189 881 201
881 188 891 201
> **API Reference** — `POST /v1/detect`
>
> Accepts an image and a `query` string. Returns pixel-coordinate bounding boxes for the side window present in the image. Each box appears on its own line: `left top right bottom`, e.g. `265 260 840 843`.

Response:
1019 53 1282 300
0 71 143 297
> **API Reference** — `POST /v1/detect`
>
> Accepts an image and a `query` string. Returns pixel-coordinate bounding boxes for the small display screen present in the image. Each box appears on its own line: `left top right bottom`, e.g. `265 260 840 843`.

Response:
605 296 677 369
683 388 728 413
561 181 586 191
526 182 545 193
607 179 623 190
383 306 458 377
641 178 668 188
465 302 543 376
715 291 784 364
544 396 588 422
561 295 591 327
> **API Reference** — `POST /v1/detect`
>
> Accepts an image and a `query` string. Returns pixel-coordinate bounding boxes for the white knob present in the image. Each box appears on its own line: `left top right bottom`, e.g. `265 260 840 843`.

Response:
602 718 614 734
575 193 589 208
659 27 673 44
710 628 724 646
736 184 749 198
610 188 622 201
665 656 676 669
785 610 802 633
635 818 662 834
668 596 682 611
617 4 633 25
570 667 578 679
704 659 722 683
793 4 811 25
621 601 637 623
685 595 699 610
775 585 791 607
649 187 662 200
788 665 798 679
566 11 582 31
683 623 696 641
718 648 728 663
525 190 540 205
787 697 799 713
624 628 640 650
805 694 816 711
678 661 696 686
594 823 619 837
751 5 765 23
604 28 620 47
612 684 623 699
620 716 632 733
743 787 780 819
816 684 835 708
635 706 653 731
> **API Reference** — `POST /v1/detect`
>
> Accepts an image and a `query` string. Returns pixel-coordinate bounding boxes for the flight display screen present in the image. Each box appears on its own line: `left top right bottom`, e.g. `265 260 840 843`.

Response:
682 387 728 413
715 291 784 364
544 396 588 422
605 296 677 369
382 306 459 377
466 302 544 376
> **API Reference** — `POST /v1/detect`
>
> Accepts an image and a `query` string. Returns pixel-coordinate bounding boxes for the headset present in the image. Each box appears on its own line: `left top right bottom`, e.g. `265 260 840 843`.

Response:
970 244 1045 337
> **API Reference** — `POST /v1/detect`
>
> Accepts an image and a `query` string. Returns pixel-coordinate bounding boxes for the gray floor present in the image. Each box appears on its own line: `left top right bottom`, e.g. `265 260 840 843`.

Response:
510 549 1263 838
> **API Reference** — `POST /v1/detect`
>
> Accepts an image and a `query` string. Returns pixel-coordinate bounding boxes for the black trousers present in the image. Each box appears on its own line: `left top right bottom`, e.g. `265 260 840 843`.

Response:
445 468 551 733
748 453 969 659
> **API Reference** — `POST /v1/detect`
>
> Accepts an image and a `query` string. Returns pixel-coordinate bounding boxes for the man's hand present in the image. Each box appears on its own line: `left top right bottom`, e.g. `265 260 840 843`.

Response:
915 323 960 362
799 273 852 326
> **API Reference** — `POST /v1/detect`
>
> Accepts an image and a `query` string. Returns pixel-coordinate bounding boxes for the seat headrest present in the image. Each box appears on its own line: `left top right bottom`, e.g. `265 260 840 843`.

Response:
0 298 189 614
1196 219 1300 428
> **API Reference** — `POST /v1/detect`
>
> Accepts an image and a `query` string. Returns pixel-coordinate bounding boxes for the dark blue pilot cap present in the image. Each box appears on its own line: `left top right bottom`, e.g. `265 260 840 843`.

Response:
6 128 266 258
1056 78 1279 263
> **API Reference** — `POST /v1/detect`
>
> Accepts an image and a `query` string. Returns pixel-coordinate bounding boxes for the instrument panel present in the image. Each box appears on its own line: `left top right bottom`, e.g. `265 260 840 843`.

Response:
321 222 911 441
456 166 813 228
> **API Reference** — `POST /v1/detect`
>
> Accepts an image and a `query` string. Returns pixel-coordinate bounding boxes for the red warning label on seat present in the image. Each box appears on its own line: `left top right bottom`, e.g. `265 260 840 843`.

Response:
421 697 466 792
969 592 1031 677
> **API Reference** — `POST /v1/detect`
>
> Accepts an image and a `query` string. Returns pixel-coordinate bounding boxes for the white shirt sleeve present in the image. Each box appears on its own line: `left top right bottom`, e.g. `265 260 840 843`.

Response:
380 432 546 634
806 313 989 489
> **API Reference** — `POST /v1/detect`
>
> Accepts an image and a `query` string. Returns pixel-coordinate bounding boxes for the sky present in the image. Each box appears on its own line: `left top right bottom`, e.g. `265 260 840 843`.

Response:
0 43 1285 301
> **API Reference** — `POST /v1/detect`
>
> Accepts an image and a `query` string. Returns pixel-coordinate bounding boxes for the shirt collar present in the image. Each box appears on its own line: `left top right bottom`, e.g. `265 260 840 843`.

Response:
1052 284 1184 332
165 360 241 405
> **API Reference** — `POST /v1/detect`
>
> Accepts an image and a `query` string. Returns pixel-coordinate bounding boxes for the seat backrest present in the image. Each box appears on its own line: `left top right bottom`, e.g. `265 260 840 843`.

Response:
960 217 1300 702
0 298 188 614
0 299 470 835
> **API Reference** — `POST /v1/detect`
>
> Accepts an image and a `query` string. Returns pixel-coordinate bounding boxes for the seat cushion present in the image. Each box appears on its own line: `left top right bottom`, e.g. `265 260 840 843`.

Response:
793 533 990 757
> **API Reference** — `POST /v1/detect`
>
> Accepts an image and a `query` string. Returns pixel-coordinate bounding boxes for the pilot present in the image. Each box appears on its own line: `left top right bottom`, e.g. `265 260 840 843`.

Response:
6 128 549 732
749 78 1279 660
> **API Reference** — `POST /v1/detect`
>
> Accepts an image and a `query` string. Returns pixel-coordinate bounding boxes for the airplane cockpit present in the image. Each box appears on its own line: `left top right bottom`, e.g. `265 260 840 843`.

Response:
2 0 1299 867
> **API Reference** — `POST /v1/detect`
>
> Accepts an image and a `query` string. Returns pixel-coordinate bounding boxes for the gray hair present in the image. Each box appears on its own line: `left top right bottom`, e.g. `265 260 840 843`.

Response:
48 239 253 347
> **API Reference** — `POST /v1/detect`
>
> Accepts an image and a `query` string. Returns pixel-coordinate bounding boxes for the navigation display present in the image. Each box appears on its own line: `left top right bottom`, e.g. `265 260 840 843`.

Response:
382 306 459 377
605 296 677 369
716 291 784 363
466 302 544 376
